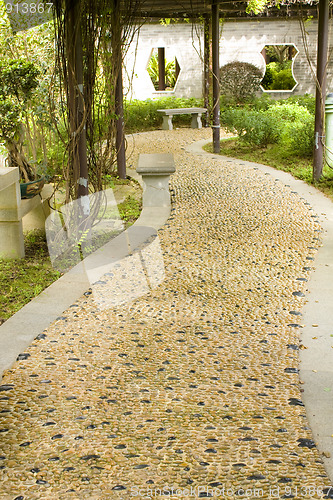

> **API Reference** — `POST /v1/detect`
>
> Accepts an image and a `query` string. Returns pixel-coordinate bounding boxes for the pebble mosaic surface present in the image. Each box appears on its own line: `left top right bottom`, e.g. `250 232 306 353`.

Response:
1 129 332 499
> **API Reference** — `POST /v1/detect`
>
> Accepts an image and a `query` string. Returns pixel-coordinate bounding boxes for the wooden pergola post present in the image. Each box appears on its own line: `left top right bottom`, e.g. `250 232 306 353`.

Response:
212 0 220 153
66 0 89 209
158 47 166 91
313 0 329 181
112 0 126 179
203 14 210 127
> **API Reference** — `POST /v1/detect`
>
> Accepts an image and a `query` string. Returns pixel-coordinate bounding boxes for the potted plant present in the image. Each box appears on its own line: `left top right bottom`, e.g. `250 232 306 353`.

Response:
0 58 44 198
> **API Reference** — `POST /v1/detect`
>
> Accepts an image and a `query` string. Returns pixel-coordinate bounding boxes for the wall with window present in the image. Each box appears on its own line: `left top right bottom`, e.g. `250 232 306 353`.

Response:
124 18 332 101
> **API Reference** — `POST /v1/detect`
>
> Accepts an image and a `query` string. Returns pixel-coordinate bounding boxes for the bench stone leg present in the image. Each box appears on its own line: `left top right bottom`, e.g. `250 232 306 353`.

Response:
191 113 202 129
162 115 173 130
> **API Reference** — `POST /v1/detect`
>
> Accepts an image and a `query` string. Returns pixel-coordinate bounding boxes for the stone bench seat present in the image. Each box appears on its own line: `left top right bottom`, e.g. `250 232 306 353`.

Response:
157 107 207 131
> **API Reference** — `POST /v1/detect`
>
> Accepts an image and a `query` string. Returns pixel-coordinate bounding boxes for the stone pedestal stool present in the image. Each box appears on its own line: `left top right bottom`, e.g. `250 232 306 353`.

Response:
136 153 176 208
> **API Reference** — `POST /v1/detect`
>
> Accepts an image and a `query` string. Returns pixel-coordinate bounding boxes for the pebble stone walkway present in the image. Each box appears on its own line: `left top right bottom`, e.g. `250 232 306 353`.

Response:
1 128 332 500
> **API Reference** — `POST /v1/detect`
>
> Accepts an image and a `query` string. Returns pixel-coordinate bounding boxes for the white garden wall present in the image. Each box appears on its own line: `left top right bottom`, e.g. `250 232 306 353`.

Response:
124 17 333 101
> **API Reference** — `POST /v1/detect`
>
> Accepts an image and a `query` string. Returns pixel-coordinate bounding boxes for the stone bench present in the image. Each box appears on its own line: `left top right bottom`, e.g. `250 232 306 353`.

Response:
136 153 175 207
0 167 51 258
157 107 207 131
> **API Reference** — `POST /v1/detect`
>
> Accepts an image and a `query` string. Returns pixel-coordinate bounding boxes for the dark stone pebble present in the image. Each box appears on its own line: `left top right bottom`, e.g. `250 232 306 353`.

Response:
240 437 258 442
277 428 288 433
279 477 292 483
175 449 183 454
233 463 247 467
239 427 252 430
297 438 316 448
133 464 149 469
206 438 218 442
209 482 222 487
284 368 299 373
292 291 305 297
146 480 154 484
0 385 14 391
14 497 24 500
17 353 30 360
36 480 49 485
287 324 302 328
247 474 265 480
199 494 212 498
199 462 209 466
205 448 217 453
289 311 302 316
267 459 282 464
287 344 299 350
87 425 97 429
289 398 304 407
81 454 100 460
51 434 64 440
48 457 60 461
114 444 126 449
19 442 31 447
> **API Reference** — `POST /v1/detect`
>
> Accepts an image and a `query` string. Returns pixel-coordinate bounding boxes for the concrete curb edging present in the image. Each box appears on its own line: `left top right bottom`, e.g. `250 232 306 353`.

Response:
187 139 333 482
0 168 171 379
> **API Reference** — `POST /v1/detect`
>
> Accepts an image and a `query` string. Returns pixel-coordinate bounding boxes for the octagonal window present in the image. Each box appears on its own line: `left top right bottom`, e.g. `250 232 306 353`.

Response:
147 48 180 91
261 44 298 92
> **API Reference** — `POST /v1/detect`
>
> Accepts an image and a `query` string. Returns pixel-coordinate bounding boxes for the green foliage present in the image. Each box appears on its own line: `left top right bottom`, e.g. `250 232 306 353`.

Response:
279 114 314 157
221 108 278 147
220 61 263 104
147 52 177 90
262 61 296 90
0 59 39 99
0 98 21 139
221 96 314 157
0 59 40 140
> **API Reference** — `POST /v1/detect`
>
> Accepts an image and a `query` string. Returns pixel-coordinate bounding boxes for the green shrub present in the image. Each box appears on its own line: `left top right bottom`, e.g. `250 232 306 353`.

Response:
270 68 296 90
266 102 311 122
221 97 314 153
279 114 314 157
221 108 278 147
220 61 263 104
261 61 296 91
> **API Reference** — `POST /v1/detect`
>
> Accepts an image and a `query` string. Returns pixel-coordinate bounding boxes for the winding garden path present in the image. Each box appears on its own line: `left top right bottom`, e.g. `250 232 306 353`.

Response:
0 129 331 499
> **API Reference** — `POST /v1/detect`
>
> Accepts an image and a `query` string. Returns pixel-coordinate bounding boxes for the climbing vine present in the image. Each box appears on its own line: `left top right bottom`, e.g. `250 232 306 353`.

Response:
51 0 141 202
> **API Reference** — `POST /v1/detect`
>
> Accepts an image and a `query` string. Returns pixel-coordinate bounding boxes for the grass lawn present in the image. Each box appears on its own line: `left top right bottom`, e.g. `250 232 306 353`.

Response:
0 176 142 324
204 137 333 202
